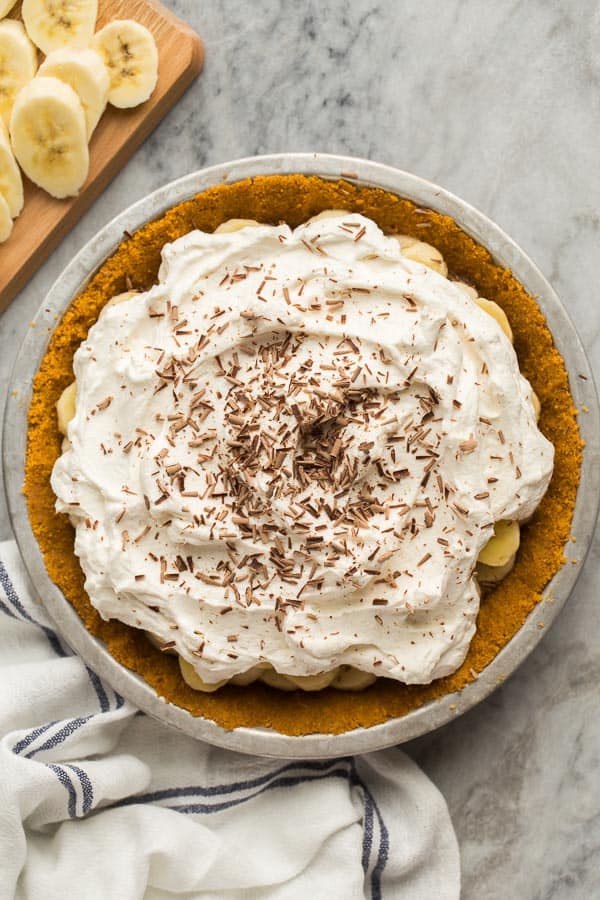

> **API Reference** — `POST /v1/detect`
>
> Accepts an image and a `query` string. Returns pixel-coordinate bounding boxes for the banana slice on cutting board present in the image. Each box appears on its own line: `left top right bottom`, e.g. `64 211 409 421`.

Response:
22 0 97 55
215 218 262 234
179 657 227 693
39 47 109 139
93 19 158 109
0 19 38 127
477 520 520 568
0 1 18 19
10 76 89 198
0 192 12 242
0 119 23 218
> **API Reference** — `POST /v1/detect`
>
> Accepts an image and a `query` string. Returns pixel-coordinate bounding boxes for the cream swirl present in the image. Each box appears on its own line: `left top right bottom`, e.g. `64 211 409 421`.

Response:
51 214 554 684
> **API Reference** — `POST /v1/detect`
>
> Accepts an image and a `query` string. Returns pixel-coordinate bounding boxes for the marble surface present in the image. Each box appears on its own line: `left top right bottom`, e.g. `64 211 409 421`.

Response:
1 1 599 896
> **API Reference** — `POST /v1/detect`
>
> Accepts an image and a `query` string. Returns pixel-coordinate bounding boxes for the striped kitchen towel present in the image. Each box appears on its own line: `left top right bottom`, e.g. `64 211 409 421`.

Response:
0 540 460 900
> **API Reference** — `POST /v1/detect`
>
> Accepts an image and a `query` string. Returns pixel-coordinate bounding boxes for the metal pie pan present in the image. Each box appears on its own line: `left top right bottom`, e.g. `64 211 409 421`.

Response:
4 153 599 759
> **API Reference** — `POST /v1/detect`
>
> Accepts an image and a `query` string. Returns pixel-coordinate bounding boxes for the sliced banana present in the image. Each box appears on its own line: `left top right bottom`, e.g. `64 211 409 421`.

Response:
93 19 158 109
391 233 419 252
230 663 270 686
260 669 297 691
0 192 12 242
478 520 520 568
10 76 89 199
101 289 139 312
0 1 18 19
476 297 513 342
306 209 348 225
56 381 76 435
0 119 23 217
401 239 448 277
215 218 262 234
531 390 541 421
179 657 227 693
454 280 479 302
476 556 516 586
332 666 377 691
0 19 38 128
145 631 177 654
39 47 109 139
176 657 381 692
22 0 97 55
286 671 337 691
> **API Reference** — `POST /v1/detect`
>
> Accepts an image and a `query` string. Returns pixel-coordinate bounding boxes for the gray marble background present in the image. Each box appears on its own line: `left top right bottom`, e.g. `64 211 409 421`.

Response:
1 1 599 897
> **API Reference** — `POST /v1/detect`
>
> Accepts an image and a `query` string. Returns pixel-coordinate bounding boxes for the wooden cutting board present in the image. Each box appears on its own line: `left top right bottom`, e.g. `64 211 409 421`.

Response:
0 0 204 313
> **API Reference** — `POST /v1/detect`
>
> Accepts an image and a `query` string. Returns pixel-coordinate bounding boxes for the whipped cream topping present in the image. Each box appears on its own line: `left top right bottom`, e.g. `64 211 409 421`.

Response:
51 214 554 685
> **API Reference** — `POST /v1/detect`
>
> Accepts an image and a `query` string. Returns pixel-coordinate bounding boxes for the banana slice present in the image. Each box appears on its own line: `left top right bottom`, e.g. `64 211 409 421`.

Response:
0 1 18 19
454 280 479 302
214 218 262 234
22 0 97 55
102 289 139 312
145 631 177 654
10 76 89 199
476 556 516 586
476 297 513 342
0 20 38 128
0 119 23 218
93 19 158 109
454 282 514 343
56 381 76 435
286 671 337 691
332 666 377 691
260 669 297 691
0 192 12 242
230 663 270 686
390 233 419 252
478 520 520 568
531 390 541 421
306 209 348 225
401 239 448 276
179 657 227 693
39 47 109 139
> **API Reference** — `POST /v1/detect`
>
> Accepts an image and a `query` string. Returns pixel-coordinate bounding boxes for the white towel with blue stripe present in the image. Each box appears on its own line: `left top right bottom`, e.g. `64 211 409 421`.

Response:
0 540 460 900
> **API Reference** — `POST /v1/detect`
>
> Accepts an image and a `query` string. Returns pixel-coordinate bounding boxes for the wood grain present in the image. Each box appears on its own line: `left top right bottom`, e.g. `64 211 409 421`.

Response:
0 0 204 313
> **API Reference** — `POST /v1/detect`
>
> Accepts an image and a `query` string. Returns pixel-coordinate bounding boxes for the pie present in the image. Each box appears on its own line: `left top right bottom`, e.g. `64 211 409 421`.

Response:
25 174 582 736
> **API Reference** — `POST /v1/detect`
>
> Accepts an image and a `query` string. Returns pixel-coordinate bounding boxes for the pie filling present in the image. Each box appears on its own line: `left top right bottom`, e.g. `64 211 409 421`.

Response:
51 213 554 692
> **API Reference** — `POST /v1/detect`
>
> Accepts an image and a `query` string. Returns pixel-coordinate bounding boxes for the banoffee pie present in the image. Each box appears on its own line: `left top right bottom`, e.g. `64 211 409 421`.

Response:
25 175 581 735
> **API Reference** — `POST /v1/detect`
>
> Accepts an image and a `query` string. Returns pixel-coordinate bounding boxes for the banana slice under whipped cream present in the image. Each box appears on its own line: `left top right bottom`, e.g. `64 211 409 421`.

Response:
52 213 554 690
